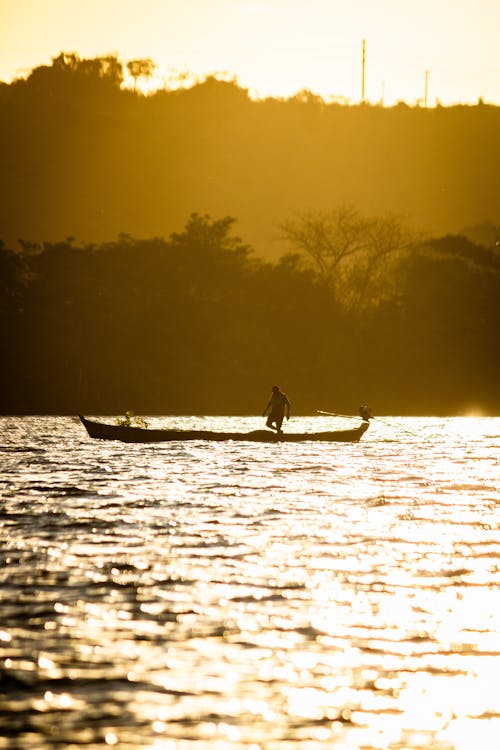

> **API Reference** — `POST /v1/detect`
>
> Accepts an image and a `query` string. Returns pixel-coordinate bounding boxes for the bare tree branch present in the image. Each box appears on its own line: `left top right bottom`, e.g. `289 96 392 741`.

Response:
280 206 421 310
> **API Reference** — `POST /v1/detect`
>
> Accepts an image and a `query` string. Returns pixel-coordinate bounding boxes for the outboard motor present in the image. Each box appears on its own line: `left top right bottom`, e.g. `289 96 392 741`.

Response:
359 405 372 421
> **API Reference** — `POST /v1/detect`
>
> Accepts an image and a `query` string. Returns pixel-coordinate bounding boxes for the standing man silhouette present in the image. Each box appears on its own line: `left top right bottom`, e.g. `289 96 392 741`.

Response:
263 385 290 433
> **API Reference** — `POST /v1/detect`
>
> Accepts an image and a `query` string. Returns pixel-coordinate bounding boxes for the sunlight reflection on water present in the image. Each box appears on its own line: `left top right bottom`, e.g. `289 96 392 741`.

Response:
0 416 499 749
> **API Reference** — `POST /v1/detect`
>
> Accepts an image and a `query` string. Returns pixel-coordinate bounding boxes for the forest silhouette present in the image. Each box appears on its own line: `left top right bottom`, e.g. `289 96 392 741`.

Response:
1 54 499 415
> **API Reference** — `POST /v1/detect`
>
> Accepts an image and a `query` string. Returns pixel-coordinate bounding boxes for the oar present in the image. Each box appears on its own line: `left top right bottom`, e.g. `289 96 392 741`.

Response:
316 410 359 420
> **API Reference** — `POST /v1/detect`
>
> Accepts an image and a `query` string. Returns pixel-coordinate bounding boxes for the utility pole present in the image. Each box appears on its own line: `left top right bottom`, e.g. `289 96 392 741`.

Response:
424 69 429 108
361 39 366 102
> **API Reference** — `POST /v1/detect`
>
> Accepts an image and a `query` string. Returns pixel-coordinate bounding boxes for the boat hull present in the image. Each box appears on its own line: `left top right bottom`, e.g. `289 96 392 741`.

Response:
78 415 369 443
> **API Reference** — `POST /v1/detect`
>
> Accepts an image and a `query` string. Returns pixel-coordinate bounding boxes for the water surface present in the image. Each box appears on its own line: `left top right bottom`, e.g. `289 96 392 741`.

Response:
1 416 499 749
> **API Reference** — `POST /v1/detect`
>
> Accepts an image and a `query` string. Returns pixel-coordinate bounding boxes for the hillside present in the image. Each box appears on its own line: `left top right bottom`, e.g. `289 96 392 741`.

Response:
1 54 499 256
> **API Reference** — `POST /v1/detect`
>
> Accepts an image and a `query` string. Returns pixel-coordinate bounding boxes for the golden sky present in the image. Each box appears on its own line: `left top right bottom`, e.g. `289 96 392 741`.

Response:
1 0 499 105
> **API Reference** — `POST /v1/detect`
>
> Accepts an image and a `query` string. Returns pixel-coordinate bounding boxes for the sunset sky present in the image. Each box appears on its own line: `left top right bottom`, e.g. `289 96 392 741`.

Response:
1 0 499 105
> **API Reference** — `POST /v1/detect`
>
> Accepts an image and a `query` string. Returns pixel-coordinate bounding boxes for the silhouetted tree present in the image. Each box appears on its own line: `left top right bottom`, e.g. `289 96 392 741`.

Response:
51 52 124 88
169 212 250 258
0 242 29 313
460 223 500 251
280 206 418 309
126 58 156 91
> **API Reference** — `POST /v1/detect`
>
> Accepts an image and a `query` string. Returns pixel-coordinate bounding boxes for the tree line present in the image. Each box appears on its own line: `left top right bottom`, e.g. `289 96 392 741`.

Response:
1 211 499 415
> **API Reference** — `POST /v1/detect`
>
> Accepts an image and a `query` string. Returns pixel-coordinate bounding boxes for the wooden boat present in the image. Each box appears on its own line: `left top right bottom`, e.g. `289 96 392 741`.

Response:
78 414 370 444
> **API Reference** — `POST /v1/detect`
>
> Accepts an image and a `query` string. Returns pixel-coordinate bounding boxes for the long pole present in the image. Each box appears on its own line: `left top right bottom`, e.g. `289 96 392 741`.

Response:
317 410 421 438
361 39 366 102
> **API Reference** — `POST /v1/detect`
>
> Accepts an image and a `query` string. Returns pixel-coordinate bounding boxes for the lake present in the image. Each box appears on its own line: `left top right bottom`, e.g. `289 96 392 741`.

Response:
0 415 499 749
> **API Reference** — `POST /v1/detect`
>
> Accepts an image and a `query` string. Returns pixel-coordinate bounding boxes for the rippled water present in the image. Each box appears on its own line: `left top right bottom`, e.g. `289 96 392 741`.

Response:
1 415 499 750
